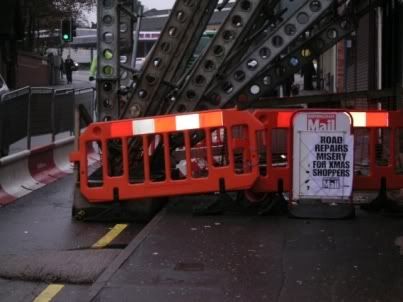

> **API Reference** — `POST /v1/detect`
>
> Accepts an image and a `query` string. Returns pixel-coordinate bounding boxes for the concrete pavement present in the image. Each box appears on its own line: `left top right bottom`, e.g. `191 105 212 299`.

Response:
55 69 94 90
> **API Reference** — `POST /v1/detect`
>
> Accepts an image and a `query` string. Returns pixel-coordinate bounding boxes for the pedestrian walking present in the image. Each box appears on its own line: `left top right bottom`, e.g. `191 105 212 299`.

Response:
64 55 75 84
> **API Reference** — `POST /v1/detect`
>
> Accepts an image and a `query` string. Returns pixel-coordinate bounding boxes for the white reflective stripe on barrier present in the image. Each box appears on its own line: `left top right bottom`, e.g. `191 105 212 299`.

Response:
350 112 389 127
350 112 367 127
0 155 44 198
133 119 155 135
175 114 200 131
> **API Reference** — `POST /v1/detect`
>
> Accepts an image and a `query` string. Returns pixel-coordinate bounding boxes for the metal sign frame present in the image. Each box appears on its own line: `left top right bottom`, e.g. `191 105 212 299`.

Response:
290 110 355 202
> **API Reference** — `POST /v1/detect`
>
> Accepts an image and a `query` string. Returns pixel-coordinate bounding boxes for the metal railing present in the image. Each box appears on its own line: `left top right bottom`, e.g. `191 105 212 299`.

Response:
0 86 95 157
253 88 403 110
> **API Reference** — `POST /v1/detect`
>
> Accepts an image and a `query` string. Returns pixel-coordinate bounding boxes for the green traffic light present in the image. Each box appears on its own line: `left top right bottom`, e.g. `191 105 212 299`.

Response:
63 34 70 41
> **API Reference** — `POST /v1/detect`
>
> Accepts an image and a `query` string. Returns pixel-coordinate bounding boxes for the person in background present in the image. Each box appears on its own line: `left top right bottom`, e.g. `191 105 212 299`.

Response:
64 55 75 84
88 50 113 82
89 55 97 81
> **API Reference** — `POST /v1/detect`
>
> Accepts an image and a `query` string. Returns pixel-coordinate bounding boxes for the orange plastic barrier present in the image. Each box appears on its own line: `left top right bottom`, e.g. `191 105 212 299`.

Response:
70 108 403 203
251 109 403 193
70 110 263 202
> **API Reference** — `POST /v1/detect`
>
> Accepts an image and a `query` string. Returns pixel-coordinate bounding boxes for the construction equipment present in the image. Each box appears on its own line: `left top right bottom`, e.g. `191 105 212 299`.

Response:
71 0 403 221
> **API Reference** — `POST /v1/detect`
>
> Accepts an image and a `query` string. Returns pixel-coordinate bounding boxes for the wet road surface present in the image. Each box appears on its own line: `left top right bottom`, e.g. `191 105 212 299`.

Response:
90 200 403 302
0 177 402 302
0 175 144 301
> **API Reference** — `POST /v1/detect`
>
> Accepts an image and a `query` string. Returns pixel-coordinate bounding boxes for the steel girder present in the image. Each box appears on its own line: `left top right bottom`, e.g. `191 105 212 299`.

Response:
149 0 219 116
96 0 140 122
169 0 272 113
195 0 336 110
122 0 219 119
238 14 355 106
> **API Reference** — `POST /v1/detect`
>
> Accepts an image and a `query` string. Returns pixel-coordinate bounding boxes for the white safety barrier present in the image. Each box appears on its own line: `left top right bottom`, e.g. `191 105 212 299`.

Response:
0 137 99 206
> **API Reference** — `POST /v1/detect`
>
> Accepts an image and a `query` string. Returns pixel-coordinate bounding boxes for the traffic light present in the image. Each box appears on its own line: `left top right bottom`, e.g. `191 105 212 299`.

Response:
61 18 72 42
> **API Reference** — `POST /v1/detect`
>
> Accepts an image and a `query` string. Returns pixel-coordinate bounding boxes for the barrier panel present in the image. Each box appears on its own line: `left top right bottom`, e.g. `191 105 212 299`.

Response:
71 108 403 204
0 85 97 205
70 110 263 202
54 88 75 135
75 88 96 127
0 86 94 158
29 88 54 139
75 88 95 113
0 87 30 156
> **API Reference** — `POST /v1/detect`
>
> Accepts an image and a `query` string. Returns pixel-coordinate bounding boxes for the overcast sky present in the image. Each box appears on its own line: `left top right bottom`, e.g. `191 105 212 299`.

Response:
84 0 175 24
85 1 234 24
141 0 175 10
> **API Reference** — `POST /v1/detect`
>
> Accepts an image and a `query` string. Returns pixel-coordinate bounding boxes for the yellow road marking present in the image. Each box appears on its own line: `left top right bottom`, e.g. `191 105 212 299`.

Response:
33 224 128 301
33 284 64 302
92 224 128 248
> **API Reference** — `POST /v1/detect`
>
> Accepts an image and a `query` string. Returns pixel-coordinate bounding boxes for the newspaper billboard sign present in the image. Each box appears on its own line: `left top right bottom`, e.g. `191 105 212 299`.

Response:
292 112 354 200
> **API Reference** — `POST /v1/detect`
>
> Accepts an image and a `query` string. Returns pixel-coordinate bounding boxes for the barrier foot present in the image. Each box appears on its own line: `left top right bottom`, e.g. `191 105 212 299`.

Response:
258 193 288 216
72 185 166 222
361 178 403 215
289 200 356 220
256 180 288 215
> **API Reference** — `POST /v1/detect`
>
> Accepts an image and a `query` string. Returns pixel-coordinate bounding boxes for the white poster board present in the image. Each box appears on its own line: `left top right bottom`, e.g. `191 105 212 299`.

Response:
292 112 354 201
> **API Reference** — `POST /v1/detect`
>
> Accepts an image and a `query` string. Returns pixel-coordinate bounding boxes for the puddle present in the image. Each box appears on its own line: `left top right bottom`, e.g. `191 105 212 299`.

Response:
395 237 403 255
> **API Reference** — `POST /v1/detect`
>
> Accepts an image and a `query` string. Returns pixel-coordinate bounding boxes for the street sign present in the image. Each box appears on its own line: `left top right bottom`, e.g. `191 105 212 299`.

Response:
292 112 354 201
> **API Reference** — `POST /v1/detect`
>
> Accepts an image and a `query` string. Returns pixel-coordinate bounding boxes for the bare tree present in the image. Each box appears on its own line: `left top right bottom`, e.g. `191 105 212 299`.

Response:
22 0 95 51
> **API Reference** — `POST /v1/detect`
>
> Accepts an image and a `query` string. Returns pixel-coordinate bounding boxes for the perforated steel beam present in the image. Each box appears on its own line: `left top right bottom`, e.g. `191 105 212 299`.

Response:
170 0 327 113
169 1 218 84
96 0 140 122
216 0 306 78
239 15 354 105
195 0 336 111
150 0 219 116
122 0 219 119
169 0 270 113
96 0 121 121
119 1 142 87
131 4 143 72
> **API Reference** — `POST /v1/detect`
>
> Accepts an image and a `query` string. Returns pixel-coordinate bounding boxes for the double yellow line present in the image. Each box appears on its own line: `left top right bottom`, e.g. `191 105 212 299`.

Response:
91 224 128 249
33 224 128 302
33 285 64 302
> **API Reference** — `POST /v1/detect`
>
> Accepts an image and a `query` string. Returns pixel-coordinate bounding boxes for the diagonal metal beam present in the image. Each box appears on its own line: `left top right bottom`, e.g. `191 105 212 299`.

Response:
119 0 140 88
196 0 336 110
238 15 355 107
122 0 219 119
169 0 273 113
151 0 219 116
215 0 377 109
214 0 307 79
